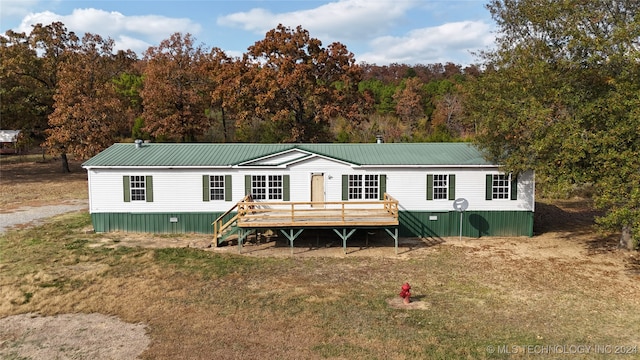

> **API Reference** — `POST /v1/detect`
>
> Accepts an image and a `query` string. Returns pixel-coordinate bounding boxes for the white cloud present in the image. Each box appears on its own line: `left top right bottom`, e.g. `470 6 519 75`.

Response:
13 8 201 54
217 0 414 44
0 0 40 18
114 35 152 54
358 21 494 65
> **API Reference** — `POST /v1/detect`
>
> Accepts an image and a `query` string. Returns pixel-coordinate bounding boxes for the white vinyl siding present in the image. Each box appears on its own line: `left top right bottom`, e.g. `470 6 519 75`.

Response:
87 158 534 215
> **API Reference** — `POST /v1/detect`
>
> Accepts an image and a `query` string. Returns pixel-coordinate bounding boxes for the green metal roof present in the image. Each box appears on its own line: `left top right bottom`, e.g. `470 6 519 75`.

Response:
81 142 494 167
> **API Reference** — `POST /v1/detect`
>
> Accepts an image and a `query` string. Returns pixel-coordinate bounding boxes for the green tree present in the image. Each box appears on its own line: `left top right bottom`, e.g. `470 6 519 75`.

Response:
358 79 396 114
0 30 38 131
0 23 79 143
466 0 640 249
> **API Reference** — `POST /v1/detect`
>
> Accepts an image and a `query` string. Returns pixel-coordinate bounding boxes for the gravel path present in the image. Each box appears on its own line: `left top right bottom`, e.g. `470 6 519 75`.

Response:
0 200 88 234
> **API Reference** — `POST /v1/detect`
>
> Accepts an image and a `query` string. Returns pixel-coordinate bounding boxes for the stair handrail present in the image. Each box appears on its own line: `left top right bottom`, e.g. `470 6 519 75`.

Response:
212 194 252 244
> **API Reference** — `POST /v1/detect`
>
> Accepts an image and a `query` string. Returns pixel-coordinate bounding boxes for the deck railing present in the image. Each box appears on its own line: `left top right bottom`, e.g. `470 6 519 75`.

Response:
235 193 399 227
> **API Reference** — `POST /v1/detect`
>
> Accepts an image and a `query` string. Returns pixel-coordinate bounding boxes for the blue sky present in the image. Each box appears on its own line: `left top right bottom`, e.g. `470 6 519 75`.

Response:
1 0 496 66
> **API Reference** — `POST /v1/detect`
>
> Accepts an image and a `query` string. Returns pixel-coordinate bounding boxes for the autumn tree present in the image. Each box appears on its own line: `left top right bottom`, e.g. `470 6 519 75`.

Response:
45 33 132 171
393 77 425 131
466 0 640 249
426 80 467 137
141 33 211 142
241 24 369 142
201 48 237 142
0 23 78 142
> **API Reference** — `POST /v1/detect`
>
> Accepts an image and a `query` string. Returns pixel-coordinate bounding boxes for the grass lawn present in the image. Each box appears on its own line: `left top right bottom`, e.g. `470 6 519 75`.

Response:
1 157 639 359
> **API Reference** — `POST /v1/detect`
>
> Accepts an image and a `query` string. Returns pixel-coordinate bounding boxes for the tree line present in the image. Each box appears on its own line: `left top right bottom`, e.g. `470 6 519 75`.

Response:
467 0 639 249
0 22 475 157
1 0 638 248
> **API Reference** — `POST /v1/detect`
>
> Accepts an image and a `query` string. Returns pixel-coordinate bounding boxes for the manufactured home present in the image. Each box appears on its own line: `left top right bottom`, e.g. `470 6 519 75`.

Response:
82 142 534 247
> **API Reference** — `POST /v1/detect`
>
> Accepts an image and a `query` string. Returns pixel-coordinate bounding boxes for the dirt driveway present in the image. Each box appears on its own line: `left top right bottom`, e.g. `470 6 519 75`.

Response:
0 200 88 234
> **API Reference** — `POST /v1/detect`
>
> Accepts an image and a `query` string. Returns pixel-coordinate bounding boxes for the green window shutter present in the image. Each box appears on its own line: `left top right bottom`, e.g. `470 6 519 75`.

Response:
225 175 232 201
426 174 433 200
145 176 153 202
510 174 518 200
245 175 251 196
123 176 130 202
448 174 456 200
342 175 348 200
486 174 493 200
379 174 386 200
283 175 290 201
202 175 210 202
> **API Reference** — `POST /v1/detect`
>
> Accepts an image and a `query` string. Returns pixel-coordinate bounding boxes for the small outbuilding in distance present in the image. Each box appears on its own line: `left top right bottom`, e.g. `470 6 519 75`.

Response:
0 130 21 154
82 142 534 246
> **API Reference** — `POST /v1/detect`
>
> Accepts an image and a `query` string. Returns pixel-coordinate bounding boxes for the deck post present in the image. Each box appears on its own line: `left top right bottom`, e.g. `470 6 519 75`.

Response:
237 228 253 253
280 229 304 255
332 228 357 254
384 227 399 255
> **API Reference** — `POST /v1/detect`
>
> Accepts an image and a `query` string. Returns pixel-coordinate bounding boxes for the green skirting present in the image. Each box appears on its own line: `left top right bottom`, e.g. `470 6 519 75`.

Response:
399 210 534 238
91 212 223 234
91 210 534 237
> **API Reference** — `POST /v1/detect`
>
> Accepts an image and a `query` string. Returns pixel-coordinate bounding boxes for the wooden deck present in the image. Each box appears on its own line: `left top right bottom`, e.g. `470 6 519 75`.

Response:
235 194 399 228
212 194 400 253
213 194 399 241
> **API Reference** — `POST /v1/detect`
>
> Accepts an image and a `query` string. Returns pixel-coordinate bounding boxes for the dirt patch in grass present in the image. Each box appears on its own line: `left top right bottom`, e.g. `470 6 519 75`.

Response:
0 313 150 360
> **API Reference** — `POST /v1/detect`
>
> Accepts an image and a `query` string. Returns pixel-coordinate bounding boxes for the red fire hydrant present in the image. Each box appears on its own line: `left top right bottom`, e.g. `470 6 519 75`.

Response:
399 282 411 305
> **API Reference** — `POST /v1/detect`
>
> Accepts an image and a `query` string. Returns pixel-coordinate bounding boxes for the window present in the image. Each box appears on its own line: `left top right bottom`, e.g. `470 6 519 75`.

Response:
492 174 511 199
348 174 379 200
123 175 153 203
203 175 232 202
268 175 283 200
209 175 225 200
348 175 362 199
427 174 455 200
251 175 283 200
364 174 379 199
433 174 448 200
130 175 146 201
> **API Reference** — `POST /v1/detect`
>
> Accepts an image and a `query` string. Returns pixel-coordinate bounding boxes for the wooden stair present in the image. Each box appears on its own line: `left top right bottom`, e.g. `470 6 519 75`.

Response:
212 195 251 247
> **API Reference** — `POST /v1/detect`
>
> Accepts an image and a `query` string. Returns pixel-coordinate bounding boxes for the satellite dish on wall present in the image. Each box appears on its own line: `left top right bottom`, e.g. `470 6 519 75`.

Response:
453 198 469 212
453 198 469 241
